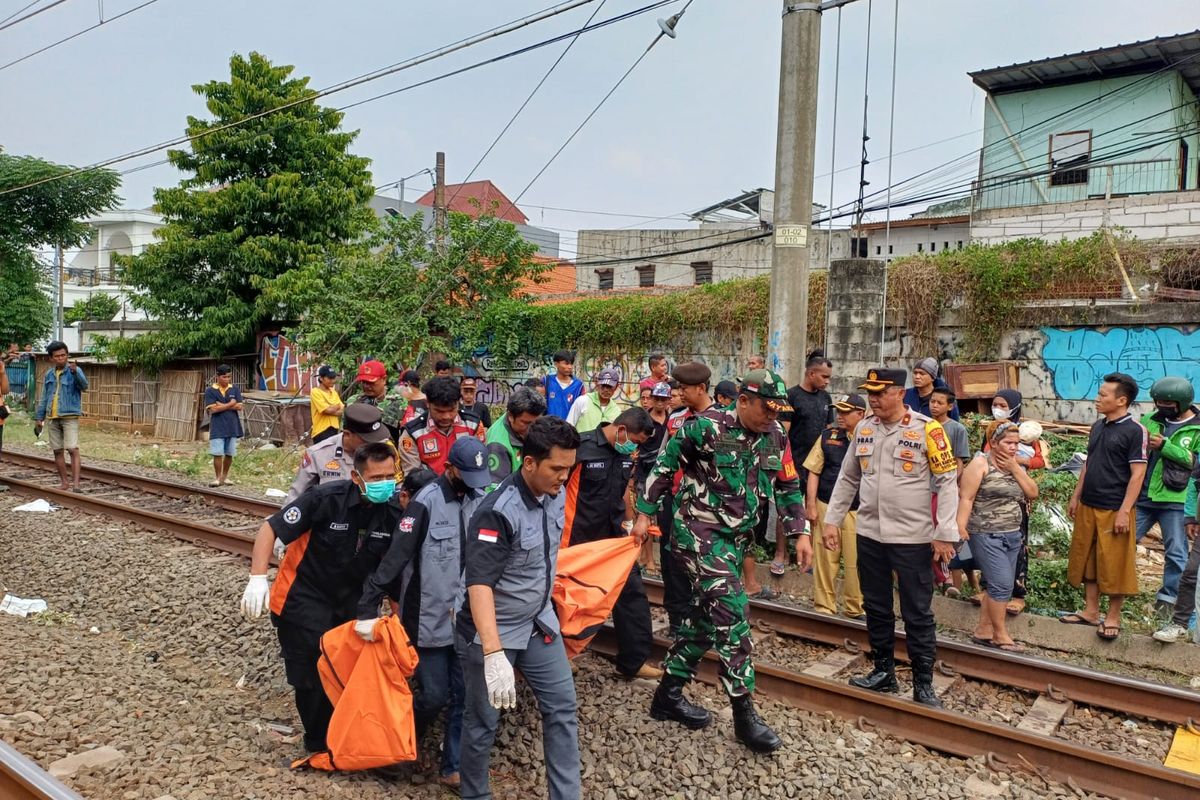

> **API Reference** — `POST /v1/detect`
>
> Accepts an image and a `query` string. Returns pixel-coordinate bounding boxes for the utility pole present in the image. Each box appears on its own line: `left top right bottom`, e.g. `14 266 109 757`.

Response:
434 151 447 257
55 241 64 341
766 1 823 385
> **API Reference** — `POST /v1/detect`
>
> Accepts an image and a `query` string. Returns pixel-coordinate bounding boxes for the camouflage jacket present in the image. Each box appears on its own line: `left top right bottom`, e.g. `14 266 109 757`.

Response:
636 406 805 549
345 389 407 431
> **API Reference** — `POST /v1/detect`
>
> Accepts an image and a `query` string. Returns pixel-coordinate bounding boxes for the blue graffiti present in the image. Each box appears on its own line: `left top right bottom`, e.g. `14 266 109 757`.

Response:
1040 327 1200 400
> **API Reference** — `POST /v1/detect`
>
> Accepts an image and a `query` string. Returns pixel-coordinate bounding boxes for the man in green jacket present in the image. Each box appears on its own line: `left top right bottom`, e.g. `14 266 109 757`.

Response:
1136 376 1200 615
484 386 546 487
1153 457 1200 643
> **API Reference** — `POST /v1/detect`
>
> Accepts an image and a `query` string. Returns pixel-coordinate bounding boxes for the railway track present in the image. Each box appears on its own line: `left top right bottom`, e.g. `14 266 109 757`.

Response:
0 741 83 800
3 456 1198 799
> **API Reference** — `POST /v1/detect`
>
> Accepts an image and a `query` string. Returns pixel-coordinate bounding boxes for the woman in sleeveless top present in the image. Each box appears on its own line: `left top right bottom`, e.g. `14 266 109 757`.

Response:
957 423 1039 651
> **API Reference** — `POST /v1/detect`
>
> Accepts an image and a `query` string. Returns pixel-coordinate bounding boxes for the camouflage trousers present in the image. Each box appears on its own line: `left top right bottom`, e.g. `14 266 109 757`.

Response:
662 529 754 697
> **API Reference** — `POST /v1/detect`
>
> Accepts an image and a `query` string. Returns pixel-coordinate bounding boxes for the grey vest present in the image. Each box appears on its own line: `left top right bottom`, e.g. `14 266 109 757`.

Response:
410 481 482 648
472 480 565 650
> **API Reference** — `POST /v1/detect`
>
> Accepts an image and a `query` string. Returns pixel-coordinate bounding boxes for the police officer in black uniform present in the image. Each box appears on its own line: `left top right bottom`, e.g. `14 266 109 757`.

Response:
240 441 413 753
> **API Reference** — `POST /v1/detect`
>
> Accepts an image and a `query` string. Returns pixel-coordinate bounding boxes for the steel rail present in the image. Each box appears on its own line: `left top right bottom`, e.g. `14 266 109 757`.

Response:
0 740 84 800
643 577 1200 727
1 451 280 518
2 476 256 558
591 629 1200 800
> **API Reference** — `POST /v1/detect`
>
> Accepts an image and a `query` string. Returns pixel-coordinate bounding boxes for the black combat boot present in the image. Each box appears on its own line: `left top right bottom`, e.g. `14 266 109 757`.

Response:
911 656 942 708
848 650 899 693
731 695 782 754
649 674 712 729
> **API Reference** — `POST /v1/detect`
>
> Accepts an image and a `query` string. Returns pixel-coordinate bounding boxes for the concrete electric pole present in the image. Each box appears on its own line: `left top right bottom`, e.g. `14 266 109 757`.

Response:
766 1 823 386
434 151 447 257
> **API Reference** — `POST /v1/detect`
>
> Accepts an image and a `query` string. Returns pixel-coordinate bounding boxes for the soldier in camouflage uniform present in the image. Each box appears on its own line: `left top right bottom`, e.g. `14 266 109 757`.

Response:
344 360 407 447
632 368 812 753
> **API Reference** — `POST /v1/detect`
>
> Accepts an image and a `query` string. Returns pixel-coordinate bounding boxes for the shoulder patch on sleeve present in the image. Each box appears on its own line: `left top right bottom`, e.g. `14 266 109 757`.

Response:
925 421 957 475
399 516 415 533
283 506 302 524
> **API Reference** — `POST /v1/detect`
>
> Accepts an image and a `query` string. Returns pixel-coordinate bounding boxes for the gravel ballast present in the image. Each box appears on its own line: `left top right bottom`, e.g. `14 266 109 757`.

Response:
0 493 1114 799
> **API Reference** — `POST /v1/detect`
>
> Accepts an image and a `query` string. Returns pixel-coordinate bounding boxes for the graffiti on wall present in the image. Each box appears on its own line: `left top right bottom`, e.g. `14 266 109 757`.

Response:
1040 326 1200 400
256 332 315 394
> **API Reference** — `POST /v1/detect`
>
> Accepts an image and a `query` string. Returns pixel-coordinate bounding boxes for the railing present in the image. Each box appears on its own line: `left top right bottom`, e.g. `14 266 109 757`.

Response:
974 158 1183 211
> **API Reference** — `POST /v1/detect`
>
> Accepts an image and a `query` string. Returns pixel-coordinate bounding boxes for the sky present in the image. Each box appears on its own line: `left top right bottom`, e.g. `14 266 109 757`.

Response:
1 0 1196 259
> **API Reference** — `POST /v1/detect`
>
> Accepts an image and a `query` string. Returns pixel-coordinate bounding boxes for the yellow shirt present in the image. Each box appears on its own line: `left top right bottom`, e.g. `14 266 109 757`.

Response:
310 385 342 438
50 369 64 419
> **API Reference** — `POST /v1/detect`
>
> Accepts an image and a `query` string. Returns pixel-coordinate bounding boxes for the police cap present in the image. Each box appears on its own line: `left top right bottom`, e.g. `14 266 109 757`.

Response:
858 367 907 392
343 403 390 443
671 361 711 387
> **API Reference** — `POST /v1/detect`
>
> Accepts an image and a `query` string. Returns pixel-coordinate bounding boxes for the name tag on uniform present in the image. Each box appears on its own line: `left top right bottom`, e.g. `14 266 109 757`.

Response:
584 461 606 471
369 530 390 540
328 522 349 531
422 438 439 454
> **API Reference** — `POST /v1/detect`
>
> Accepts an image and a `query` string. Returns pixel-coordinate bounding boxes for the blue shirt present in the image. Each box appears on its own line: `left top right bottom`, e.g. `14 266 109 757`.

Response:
903 380 959 421
543 375 583 419
204 384 244 439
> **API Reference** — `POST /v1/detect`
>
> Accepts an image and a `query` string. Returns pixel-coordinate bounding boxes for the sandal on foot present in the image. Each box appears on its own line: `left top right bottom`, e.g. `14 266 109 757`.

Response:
1057 612 1099 626
1097 621 1121 640
1005 600 1025 617
751 587 781 601
769 561 787 576
969 636 995 647
995 642 1026 653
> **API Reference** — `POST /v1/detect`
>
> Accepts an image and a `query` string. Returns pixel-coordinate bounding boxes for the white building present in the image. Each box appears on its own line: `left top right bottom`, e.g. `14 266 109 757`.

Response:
860 214 971 263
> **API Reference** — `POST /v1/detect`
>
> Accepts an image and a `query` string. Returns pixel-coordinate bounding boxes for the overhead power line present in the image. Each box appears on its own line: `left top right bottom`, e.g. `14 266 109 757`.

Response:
0 0 605 197
0 0 161 72
0 0 69 31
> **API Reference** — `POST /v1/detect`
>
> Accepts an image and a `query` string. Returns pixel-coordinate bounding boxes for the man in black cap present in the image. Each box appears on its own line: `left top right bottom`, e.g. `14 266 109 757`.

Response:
657 361 715 635
310 365 344 444
822 368 960 708
284 403 396 505
804 394 867 618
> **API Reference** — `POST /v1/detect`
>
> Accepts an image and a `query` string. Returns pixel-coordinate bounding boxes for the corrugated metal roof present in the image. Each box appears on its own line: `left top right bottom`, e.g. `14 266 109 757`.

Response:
969 30 1200 96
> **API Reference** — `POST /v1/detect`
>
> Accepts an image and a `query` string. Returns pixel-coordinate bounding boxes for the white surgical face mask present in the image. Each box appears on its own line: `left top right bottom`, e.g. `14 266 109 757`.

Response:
992 406 1011 420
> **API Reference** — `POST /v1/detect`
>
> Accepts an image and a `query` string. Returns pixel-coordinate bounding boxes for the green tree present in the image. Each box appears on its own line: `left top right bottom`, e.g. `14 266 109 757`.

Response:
0 152 120 345
269 209 548 374
65 292 122 326
115 52 376 367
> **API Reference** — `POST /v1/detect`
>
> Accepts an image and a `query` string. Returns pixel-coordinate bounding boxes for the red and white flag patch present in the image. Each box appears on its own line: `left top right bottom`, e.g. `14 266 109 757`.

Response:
478 528 499 543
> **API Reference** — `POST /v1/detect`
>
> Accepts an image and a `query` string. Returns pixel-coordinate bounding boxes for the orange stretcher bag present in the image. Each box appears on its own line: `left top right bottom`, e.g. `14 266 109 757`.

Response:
293 615 420 771
553 536 641 660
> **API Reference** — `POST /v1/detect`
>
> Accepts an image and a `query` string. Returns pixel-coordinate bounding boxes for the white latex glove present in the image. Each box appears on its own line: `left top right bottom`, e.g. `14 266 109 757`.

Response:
272 537 286 561
240 575 270 619
355 618 378 642
484 650 516 710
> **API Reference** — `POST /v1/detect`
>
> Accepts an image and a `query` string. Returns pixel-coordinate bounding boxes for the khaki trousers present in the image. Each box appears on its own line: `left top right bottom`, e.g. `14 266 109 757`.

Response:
813 501 863 616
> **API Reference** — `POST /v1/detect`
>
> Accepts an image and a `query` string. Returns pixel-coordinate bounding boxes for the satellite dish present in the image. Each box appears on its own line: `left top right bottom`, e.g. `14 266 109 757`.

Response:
658 13 680 38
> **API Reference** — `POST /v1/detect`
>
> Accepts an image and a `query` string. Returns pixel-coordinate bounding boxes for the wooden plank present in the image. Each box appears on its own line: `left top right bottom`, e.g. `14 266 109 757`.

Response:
802 649 860 679
1016 695 1073 736
154 370 203 441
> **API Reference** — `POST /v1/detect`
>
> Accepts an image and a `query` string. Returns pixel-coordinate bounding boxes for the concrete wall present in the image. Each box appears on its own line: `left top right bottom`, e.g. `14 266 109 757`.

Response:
971 190 1200 244
863 221 971 262
575 224 851 291
824 259 885 397
978 72 1199 211
823 260 1200 423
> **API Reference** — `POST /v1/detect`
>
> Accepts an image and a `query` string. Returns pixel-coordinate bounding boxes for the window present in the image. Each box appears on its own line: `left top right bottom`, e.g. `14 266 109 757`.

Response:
850 237 868 258
595 269 614 290
875 246 881 255
931 242 936 252
917 243 923 252
691 261 713 285
957 241 963 250
888 245 894 254
635 264 655 288
943 242 949 251
1049 130 1091 186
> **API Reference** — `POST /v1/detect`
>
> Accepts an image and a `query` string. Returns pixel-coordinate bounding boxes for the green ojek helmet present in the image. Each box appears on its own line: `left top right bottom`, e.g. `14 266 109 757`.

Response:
1149 376 1195 410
